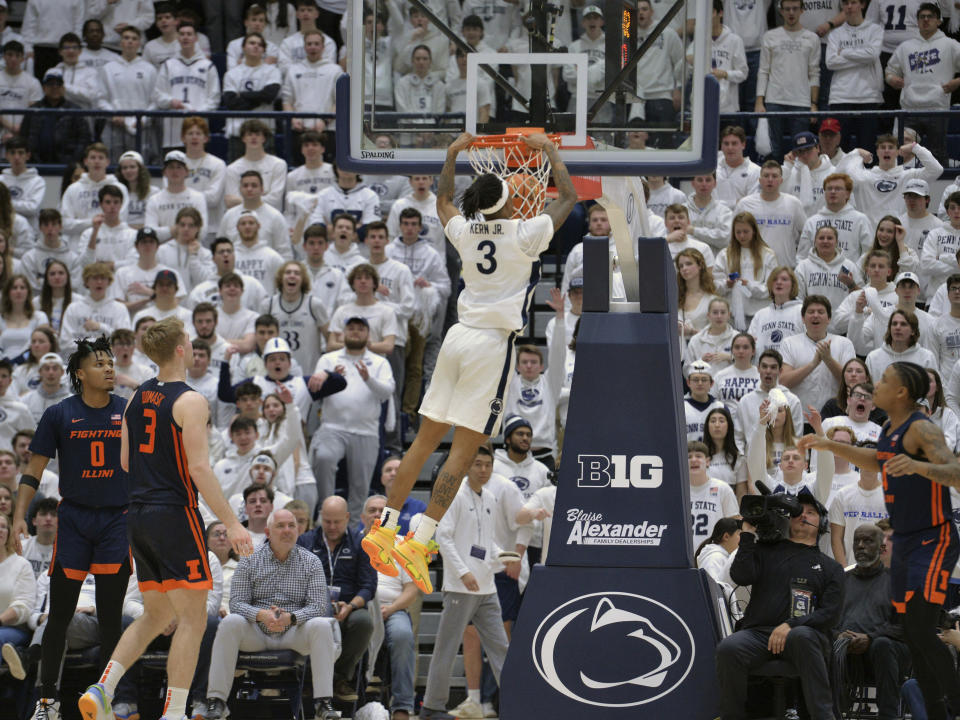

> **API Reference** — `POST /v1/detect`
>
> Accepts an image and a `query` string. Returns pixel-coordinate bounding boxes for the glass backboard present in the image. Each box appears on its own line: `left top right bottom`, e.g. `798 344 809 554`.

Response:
338 0 718 175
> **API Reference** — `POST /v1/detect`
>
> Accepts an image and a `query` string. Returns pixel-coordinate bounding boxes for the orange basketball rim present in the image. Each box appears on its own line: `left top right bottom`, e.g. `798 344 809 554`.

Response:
466 128 602 219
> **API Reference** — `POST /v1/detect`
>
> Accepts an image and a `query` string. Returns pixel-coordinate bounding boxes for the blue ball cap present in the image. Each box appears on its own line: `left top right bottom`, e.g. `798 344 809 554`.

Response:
792 131 818 152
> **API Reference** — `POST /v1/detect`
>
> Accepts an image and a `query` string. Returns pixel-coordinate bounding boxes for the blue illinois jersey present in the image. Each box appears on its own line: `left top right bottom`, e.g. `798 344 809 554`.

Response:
30 394 129 508
125 378 197 506
878 410 952 533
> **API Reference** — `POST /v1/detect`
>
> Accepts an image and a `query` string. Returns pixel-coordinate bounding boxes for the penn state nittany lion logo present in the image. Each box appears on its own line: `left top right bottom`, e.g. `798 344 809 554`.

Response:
511 475 530 492
489 398 503 415
520 387 542 407
532 592 694 707
875 179 898 193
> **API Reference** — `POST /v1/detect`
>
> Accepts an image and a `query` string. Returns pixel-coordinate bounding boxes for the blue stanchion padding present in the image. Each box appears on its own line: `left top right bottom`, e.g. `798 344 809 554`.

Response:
547 236 692 568
501 566 722 719
501 236 721 719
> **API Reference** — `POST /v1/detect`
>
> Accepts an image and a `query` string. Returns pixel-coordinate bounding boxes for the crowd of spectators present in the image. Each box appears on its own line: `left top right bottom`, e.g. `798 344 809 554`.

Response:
0 0 959 718
0 4 575 718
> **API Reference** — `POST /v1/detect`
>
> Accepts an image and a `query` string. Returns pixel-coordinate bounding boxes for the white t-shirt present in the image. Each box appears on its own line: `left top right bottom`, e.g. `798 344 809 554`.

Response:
712 364 760 416
328 301 399 343
779 332 856 412
827 483 888 564
689 478 739 547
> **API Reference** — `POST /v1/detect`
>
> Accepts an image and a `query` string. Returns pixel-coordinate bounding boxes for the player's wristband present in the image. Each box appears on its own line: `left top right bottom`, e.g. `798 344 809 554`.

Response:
19 473 40 491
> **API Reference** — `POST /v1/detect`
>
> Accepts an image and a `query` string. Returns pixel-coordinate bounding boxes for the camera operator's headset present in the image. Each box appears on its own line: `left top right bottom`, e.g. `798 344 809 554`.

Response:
796 487 831 536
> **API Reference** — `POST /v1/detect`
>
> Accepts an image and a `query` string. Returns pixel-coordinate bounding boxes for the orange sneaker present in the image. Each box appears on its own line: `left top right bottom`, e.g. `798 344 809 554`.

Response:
391 535 437 594
362 519 400 577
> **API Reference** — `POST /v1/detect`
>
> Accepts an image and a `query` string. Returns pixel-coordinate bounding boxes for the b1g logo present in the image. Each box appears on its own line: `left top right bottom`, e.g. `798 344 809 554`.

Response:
532 592 695 707
577 454 663 488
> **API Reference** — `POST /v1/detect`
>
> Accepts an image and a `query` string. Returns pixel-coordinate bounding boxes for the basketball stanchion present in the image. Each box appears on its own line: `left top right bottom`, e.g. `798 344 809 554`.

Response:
500 234 726 719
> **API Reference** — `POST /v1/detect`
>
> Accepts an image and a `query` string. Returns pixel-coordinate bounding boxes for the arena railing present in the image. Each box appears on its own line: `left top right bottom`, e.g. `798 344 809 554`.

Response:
7 106 960 178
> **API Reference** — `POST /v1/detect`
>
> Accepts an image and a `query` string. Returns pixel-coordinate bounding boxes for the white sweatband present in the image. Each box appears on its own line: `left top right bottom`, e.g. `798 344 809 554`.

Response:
251 453 277 471
479 178 510 215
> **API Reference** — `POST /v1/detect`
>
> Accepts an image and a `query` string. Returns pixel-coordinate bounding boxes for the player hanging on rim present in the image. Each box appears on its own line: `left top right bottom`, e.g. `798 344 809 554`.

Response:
362 131 578 593
10 337 130 720
799 361 960 719
78 318 253 720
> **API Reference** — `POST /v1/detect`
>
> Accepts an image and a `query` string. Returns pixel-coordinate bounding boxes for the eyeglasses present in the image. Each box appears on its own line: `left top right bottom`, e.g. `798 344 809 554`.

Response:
849 391 872 400
210 530 228 538
918 13 938 19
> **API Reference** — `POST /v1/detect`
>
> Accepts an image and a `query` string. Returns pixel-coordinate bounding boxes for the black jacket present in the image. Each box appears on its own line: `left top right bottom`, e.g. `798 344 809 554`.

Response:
731 532 845 634
21 98 92 164
297 525 378 605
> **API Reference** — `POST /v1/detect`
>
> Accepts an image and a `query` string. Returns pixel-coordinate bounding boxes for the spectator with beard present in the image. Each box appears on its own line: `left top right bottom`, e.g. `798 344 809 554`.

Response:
492 415 552 565
832 524 909 719
310 318 395 522
829 468 888 567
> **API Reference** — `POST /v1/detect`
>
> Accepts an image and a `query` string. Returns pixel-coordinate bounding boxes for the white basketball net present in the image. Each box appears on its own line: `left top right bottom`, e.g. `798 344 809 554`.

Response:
466 137 553 220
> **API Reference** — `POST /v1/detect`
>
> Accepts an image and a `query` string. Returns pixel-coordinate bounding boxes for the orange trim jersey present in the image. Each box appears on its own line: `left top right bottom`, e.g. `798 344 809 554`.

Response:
878 411 952 534
30 394 129 507
124 378 197 506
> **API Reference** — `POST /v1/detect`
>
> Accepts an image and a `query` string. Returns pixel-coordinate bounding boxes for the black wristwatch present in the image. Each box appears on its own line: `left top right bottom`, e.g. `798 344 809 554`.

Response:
289 613 297 626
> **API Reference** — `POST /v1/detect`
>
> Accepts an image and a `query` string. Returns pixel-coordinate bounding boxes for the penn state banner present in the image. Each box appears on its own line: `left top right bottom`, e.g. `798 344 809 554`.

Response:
501 237 722 719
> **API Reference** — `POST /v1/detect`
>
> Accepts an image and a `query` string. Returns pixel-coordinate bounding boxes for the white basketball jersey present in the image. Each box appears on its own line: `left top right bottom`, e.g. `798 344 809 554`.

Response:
263 294 328 372
445 214 554 331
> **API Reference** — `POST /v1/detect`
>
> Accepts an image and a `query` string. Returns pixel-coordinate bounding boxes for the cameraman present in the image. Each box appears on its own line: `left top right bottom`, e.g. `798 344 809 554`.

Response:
715 489 845 720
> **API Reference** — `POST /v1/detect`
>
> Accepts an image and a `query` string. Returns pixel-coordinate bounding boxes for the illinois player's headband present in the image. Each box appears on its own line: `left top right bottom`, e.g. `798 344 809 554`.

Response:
480 178 510 215
251 454 277 472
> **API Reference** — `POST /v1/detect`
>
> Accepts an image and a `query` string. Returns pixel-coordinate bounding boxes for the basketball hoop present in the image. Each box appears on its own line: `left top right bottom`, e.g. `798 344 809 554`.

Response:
467 128 560 220
467 128 603 218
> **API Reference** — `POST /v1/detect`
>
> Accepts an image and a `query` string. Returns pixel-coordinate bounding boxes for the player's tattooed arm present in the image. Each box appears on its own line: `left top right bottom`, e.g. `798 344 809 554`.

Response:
523 133 577 230
890 420 960 487
437 132 475 226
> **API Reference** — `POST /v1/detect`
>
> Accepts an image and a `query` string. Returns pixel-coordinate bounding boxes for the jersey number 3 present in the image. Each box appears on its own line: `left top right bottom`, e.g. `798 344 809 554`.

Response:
139 408 156 454
476 240 497 275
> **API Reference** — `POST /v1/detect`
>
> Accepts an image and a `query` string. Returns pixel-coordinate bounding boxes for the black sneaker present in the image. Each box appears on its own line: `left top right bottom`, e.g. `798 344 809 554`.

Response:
203 698 227 720
332 678 358 702
314 698 340 720
419 707 456 720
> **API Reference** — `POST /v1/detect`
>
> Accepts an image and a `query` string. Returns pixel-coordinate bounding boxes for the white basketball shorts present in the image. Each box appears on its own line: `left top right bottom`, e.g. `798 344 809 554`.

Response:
419 323 516 435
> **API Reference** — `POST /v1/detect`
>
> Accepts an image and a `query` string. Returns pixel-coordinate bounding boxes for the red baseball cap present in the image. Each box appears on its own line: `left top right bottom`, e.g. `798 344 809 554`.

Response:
819 118 841 134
